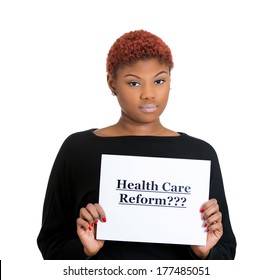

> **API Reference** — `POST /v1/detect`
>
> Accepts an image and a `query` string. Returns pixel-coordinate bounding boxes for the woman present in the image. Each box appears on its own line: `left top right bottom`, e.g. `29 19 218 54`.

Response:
37 30 236 259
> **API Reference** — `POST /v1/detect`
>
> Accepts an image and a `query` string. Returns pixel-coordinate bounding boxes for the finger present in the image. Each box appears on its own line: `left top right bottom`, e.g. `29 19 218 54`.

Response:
201 199 219 219
208 220 223 233
200 198 217 210
79 207 95 225
85 203 101 222
205 203 219 217
205 211 222 227
76 218 92 235
94 203 107 222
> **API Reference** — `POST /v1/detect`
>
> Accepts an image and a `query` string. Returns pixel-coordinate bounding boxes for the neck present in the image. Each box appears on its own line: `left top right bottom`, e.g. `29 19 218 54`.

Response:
115 117 166 136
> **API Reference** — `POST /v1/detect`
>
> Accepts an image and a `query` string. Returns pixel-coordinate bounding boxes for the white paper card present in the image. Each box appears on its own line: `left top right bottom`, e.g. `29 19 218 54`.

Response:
97 154 211 245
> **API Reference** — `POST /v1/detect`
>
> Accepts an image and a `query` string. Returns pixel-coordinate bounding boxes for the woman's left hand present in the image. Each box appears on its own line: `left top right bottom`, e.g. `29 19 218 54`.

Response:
191 198 223 259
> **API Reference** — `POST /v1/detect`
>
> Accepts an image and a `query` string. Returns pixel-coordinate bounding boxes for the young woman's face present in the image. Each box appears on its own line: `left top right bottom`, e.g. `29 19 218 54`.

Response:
108 58 171 125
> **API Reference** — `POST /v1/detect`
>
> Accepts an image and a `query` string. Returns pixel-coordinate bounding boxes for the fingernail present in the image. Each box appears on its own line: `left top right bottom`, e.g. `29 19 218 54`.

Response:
88 226 92 231
91 222 94 227
202 215 206 220
200 208 205 213
102 217 107 223
203 223 207 227
95 220 98 224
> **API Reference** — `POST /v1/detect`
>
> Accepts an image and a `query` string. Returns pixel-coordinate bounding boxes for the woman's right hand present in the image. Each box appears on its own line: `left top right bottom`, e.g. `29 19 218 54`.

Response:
76 203 106 258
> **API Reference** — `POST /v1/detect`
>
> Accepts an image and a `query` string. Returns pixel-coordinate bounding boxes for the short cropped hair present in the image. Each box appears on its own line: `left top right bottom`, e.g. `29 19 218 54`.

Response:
106 30 174 78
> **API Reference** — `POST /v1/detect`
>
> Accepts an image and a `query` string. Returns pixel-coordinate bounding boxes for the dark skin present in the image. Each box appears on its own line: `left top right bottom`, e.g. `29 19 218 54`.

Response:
76 59 223 259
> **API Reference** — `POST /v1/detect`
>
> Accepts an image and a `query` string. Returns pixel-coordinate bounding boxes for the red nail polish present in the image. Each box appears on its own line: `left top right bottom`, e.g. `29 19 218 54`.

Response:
202 215 206 220
203 223 207 227
95 220 98 224
88 226 92 231
102 217 106 223
200 208 205 213
91 222 94 227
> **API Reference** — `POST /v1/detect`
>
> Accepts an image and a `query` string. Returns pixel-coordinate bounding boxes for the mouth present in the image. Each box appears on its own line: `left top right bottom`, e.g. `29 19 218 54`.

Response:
139 104 159 113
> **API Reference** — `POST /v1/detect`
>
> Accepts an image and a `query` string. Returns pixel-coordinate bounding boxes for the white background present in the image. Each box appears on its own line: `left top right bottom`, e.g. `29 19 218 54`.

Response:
0 0 271 279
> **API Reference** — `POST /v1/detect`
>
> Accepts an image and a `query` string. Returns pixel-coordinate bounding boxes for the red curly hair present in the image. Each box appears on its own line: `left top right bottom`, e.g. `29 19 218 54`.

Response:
106 30 174 78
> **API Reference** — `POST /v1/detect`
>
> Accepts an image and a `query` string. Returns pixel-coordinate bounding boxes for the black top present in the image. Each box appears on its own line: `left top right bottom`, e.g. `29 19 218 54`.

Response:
37 129 236 259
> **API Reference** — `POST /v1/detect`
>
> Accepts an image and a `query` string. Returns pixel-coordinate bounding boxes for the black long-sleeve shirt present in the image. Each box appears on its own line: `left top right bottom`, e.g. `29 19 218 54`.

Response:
37 129 236 259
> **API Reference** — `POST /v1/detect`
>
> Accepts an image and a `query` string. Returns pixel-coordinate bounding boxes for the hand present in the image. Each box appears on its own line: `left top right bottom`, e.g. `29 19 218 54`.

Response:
191 198 223 259
76 203 106 258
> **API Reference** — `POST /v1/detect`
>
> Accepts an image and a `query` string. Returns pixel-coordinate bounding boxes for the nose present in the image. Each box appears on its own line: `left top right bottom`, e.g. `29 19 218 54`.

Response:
140 84 156 100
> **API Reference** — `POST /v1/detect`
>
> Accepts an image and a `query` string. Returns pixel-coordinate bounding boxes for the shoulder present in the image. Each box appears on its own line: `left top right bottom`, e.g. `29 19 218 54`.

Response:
65 129 94 142
59 129 96 153
182 133 214 149
180 133 218 159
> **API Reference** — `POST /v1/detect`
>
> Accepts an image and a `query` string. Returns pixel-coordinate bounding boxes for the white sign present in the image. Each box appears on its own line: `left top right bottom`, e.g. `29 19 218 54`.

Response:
97 154 211 246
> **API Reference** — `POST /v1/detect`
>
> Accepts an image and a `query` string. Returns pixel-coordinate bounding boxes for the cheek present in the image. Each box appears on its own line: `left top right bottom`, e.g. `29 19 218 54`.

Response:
116 94 136 111
158 89 170 103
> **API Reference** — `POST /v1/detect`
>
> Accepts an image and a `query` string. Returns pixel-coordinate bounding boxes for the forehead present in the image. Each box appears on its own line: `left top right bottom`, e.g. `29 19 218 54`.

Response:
116 58 170 77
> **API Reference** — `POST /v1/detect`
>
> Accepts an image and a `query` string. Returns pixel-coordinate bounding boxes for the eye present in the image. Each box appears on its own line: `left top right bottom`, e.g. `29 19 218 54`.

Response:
128 81 141 87
154 79 165 85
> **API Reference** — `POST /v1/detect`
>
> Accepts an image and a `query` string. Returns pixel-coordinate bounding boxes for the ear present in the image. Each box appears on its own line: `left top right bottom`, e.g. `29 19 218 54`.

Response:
107 75 117 95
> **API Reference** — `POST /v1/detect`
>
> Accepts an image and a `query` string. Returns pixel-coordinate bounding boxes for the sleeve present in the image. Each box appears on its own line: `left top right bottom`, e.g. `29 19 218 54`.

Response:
37 136 87 260
205 148 237 260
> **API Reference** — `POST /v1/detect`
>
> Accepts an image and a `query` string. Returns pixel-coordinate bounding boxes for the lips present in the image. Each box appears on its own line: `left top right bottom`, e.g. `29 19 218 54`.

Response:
139 104 158 113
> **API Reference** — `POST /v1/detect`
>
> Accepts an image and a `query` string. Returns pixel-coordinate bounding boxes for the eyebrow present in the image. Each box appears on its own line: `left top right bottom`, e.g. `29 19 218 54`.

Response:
123 71 169 79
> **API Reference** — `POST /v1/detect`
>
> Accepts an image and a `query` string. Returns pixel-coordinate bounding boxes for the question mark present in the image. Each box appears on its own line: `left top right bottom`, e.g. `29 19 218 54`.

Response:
174 197 180 206
167 196 173 205
180 197 187 207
